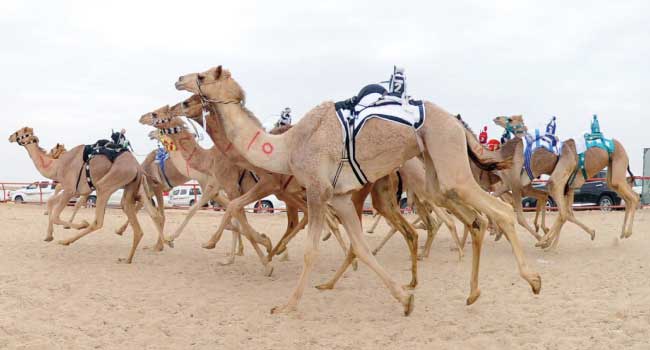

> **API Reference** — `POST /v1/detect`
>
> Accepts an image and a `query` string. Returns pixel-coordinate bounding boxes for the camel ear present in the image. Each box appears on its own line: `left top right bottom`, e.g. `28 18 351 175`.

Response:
214 65 223 79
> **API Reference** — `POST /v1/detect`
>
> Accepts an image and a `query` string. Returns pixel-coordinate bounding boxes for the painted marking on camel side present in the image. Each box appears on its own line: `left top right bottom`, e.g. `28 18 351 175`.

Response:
247 131 261 150
262 142 274 155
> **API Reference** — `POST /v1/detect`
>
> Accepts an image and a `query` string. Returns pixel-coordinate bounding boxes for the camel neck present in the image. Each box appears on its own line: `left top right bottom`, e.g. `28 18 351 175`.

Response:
163 130 212 174
215 103 291 174
24 143 59 179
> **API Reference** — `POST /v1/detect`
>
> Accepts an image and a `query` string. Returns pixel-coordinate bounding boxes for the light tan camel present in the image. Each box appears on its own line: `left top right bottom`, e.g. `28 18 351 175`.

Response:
42 143 89 223
494 116 639 249
492 115 614 249
140 107 282 273
9 127 163 263
178 94 435 288
8 129 93 235
175 65 541 315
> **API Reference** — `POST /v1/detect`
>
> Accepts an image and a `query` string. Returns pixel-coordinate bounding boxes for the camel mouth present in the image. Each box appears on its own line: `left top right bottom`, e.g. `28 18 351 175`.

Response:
139 114 153 125
174 81 185 91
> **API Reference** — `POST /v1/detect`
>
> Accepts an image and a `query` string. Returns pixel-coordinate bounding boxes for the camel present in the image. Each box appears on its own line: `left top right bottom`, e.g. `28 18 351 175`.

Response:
493 115 601 246
9 127 163 263
176 94 445 289
42 143 89 223
494 116 639 249
175 65 541 315
139 107 277 271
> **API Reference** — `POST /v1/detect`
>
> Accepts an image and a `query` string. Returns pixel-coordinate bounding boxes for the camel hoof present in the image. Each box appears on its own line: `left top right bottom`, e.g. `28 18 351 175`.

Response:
57 240 71 246
352 260 358 271
165 239 175 248
149 244 164 252
117 258 132 264
219 257 235 266
403 294 415 316
201 241 217 250
315 283 334 291
79 220 90 229
263 265 274 277
590 231 596 241
63 225 71 230
371 249 379 256
270 304 296 315
404 283 417 290
275 245 287 256
466 289 481 305
278 252 289 262
529 274 542 295
322 232 332 241
44 236 54 242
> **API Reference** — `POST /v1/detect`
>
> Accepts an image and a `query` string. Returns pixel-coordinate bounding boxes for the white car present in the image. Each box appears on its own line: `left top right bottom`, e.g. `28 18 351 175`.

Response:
12 181 58 204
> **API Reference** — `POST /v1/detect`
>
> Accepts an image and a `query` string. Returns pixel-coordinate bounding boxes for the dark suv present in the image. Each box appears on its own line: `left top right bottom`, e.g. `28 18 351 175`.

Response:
521 170 621 211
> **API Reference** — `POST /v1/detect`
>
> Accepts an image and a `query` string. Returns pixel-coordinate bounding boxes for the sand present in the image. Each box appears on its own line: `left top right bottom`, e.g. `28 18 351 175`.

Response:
0 204 648 349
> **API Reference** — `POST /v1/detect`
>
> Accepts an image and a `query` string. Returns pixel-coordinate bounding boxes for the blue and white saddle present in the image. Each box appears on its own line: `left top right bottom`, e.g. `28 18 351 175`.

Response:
522 129 560 180
333 84 426 185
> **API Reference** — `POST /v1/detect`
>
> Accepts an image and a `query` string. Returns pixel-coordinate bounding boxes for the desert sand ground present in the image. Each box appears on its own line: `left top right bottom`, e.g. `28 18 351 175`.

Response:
0 204 648 349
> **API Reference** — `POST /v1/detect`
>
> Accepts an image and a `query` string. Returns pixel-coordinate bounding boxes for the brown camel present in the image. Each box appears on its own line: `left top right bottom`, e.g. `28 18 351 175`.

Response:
494 116 639 249
493 115 612 248
139 107 275 270
9 127 163 263
175 65 541 315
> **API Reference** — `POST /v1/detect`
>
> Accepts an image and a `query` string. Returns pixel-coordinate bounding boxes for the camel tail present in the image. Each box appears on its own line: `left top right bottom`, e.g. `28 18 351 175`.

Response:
627 166 635 185
466 142 513 171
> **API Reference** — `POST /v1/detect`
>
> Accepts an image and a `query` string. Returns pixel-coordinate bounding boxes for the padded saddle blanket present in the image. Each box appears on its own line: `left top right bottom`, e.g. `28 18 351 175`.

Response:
570 132 615 181
522 129 560 179
83 140 130 163
333 86 425 185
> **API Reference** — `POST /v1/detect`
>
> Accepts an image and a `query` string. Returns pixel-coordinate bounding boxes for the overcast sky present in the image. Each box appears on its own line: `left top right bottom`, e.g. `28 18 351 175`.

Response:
1 0 648 182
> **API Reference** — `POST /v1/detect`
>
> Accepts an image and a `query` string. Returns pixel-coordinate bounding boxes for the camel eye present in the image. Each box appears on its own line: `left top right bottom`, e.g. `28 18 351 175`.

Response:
182 102 189 107
197 75 205 81
152 112 157 118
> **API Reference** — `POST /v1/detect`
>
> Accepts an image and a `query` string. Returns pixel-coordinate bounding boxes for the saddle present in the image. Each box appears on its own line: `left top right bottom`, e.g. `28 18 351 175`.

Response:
332 84 426 186
570 115 615 183
522 117 561 180
77 131 133 191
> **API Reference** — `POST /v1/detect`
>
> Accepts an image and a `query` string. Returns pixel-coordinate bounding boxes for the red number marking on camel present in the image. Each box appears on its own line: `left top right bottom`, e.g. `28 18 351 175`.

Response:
262 142 274 155
247 131 261 150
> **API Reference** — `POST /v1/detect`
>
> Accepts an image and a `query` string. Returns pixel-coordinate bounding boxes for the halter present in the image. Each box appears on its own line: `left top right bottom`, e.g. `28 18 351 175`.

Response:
16 133 37 146
194 77 241 106
159 126 185 135
501 118 527 141
152 116 173 126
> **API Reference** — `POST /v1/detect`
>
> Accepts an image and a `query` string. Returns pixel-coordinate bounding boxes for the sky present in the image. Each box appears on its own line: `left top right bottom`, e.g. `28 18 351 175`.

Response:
1 0 648 182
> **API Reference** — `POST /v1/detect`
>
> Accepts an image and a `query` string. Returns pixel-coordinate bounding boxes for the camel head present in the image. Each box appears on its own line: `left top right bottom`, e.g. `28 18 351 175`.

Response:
8 127 37 145
169 94 203 120
48 143 67 159
175 65 245 104
140 105 171 126
148 130 161 141
493 115 528 135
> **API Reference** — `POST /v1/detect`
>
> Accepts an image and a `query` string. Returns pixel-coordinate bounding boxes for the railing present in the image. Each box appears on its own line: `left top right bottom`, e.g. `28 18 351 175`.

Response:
1 176 648 213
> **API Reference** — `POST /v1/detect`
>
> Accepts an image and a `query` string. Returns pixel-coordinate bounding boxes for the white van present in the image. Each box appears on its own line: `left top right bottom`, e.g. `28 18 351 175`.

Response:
169 186 204 207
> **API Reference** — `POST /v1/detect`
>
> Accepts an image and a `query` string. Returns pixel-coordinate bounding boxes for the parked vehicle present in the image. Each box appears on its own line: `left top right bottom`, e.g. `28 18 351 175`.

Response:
521 170 625 212
12 181 58 204
168 185 205 207
246 195 283 213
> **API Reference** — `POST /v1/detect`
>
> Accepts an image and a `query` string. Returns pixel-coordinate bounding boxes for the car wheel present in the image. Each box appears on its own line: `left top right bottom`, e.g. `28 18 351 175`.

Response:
189 199 195 207
258 200 274 213
399 198 408 209
598 195 614 212
86 196 97 208
522 200 531 208
14 196 24 204
545 198 555 212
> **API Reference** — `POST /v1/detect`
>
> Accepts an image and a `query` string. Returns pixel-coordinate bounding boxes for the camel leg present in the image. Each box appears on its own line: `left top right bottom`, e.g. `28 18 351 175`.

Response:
46 191 75 241
271 186 329 314
367 214 382 233
117 181 146 264
564 189 596 240
466 214 488 305
537 178 572 250
66 195 87 225
609 147 639 238
138 184 167 252
332 194 414 314
422 139 541 294
511 182 543 241
316 247 356 291
268 193 310 259
57 191 111 246
372 224 398 256
167 182 223 245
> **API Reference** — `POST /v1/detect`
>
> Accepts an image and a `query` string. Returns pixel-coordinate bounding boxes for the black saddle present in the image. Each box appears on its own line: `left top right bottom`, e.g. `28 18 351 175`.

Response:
335 84 387 111
83 138 129 163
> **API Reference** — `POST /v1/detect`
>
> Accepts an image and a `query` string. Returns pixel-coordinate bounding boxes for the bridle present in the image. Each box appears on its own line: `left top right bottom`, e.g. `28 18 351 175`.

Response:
15 132 37 146
194 77 241 106
502 117 527 140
